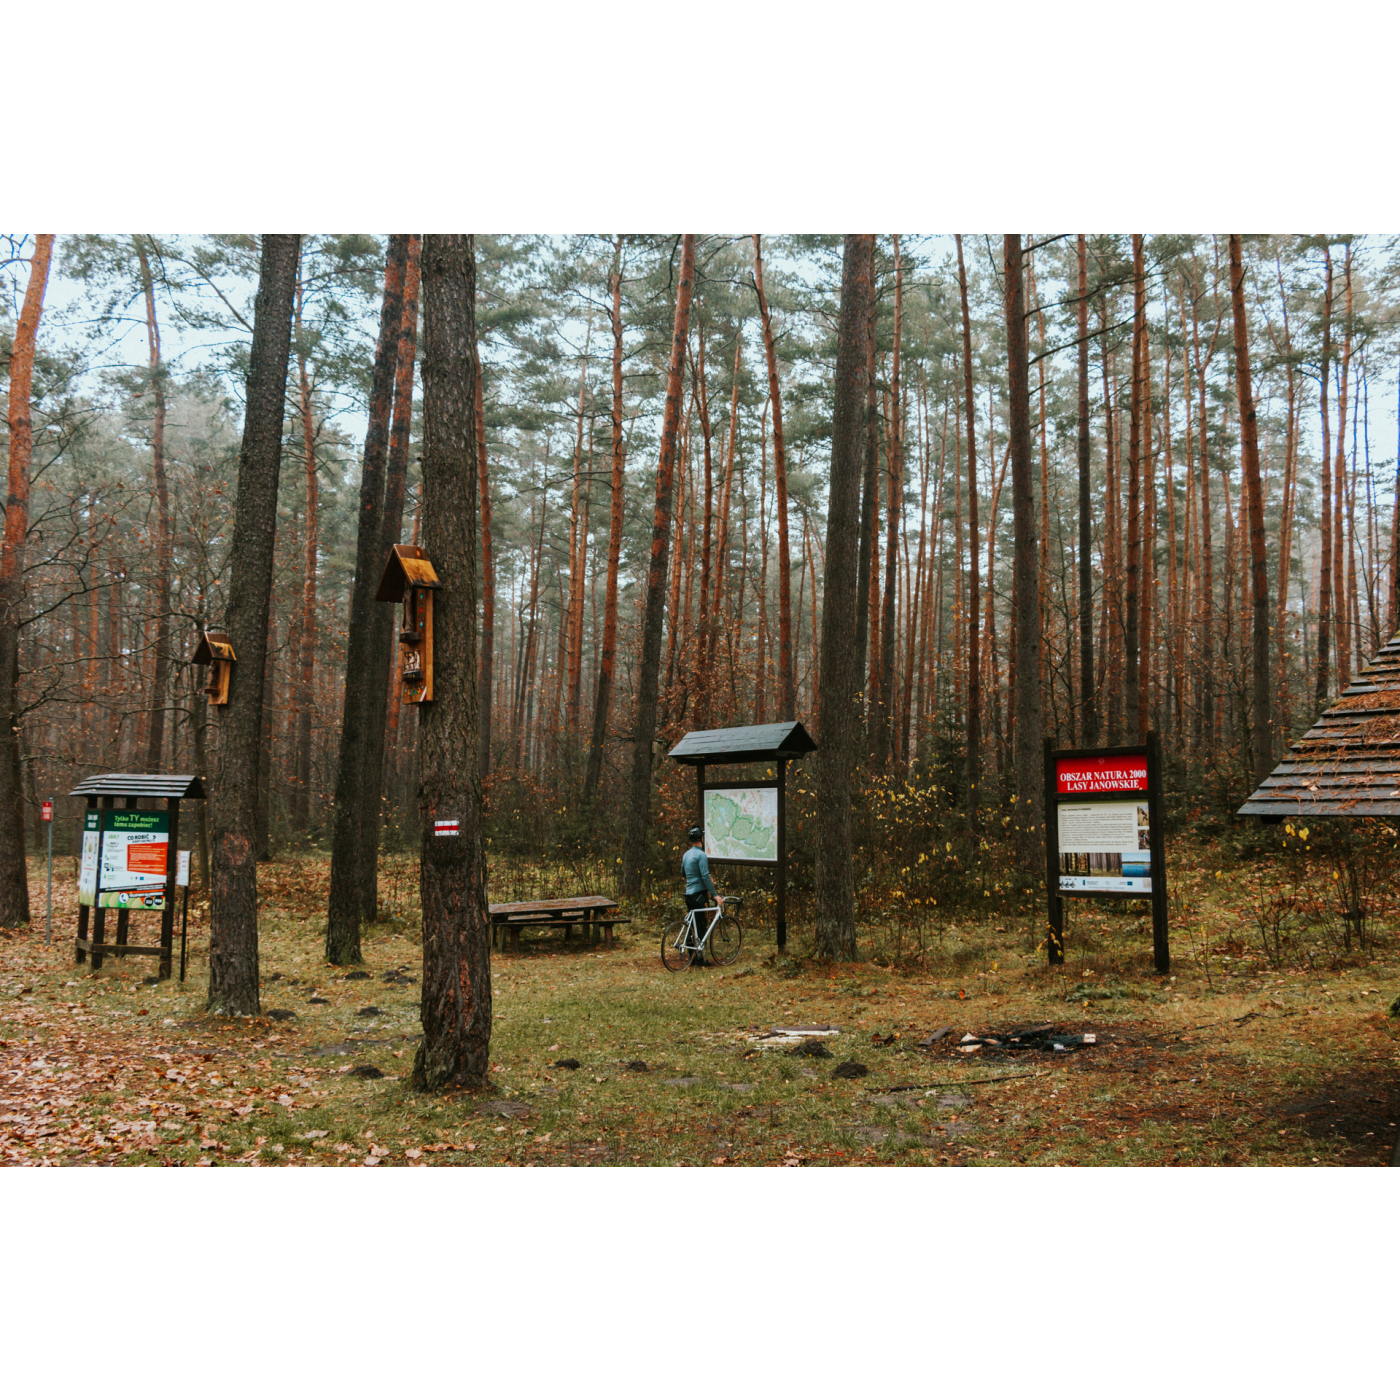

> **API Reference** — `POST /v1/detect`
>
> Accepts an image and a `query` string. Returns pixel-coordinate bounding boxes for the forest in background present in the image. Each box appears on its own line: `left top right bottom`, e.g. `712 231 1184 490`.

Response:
4 232 1399 903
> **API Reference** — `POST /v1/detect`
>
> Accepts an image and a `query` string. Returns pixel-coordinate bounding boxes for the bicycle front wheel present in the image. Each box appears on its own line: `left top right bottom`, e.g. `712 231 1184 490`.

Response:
708 913 742 966
661 919 693 971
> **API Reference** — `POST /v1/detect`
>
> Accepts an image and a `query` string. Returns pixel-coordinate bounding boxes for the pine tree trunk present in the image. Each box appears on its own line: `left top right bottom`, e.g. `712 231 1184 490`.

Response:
0 234 53 927
359 235 421 913
1004 236 1042 878
877 236 904 767
477 348 494 780
1315 248 1335 706
621 236 695 897
324 236 407 963
1124 236 1145 736
956 236 982 818
1334 246 1353 688
412 233 492 1092
584 240 627 803
206 234 299 1015
854 274 879 734
815 235 872 961
753 236 796 718
564 336 590 738
1076 236 1096 745
135 239 173 774
692 320 715 728
293 269 318 835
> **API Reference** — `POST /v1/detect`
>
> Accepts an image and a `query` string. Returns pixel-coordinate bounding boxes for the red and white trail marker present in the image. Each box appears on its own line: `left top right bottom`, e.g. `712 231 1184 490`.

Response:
434 819 460 837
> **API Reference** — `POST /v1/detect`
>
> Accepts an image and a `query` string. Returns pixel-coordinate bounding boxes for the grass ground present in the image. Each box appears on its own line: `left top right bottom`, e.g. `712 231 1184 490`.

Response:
2 844 1397 1167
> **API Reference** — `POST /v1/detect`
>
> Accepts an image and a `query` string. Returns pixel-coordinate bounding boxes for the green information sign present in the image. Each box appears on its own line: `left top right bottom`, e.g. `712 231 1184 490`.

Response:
79 809 171 910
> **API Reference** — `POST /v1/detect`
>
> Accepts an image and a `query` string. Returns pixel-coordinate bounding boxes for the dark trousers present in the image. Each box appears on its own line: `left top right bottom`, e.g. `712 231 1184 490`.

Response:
685 890 712 962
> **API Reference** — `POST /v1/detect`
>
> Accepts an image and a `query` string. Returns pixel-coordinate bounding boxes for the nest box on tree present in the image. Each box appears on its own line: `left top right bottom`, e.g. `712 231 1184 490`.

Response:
377 544 440 704
191 629 236 705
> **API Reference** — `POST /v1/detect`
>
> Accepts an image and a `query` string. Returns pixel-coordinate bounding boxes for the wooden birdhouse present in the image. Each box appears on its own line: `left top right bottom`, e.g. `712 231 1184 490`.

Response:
376 545 440 704
192 629 236 705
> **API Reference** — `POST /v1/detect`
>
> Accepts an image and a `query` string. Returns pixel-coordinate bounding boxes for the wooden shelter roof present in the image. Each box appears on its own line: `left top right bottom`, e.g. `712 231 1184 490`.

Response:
1238 631 1400 818
668 721 817 766
69 773 206 800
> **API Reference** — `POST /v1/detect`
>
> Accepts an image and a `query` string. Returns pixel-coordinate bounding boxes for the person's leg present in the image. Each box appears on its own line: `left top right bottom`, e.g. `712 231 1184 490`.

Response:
686 891 709 966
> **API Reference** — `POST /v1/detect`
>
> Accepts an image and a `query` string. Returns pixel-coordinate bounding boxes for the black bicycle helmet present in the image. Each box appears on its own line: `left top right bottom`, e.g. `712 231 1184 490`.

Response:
688 826 704 841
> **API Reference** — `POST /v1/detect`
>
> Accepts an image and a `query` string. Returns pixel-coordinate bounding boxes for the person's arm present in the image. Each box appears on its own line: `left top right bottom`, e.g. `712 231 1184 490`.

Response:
698 850 718 901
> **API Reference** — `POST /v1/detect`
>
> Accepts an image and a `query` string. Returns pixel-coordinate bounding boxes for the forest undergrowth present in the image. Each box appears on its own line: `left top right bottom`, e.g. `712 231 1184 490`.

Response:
2 830 1398 1168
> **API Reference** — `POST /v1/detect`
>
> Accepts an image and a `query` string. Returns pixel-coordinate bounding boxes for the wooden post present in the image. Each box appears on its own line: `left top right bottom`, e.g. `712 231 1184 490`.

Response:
160 798 179 979
91 795 114 971
776 757 787 950
114 796 131 953
1147 729 1170 973
696 763 705 829
76 795 94 963
1043 739 1065 964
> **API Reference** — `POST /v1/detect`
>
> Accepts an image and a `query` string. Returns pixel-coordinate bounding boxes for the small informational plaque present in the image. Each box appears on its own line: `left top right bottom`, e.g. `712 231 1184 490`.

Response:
77 811 101 906
177 849 191 887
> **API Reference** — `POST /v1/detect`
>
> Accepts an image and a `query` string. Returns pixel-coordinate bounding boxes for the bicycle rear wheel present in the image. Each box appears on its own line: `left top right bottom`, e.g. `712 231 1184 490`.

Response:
708 913 742 966
661 919 693 971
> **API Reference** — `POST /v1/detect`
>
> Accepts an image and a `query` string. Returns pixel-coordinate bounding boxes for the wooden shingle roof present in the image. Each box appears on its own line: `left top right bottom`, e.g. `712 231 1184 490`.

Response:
1238 631 1400 818
668 722 817 766
69 773 206 800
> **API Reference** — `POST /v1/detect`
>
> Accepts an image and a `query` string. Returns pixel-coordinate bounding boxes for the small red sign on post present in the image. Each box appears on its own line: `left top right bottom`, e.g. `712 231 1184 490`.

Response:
41 801 52 822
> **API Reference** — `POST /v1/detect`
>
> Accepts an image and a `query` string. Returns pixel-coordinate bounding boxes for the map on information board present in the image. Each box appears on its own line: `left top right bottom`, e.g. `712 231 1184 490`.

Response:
704 787 778 863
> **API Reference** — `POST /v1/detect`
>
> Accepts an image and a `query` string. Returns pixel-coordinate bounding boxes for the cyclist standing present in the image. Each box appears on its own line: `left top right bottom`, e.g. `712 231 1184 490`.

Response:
681 825 718 969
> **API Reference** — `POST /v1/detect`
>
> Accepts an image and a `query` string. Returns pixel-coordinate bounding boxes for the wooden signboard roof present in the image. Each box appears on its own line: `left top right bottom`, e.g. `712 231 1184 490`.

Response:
69 773 206 800
668 721 817 766
1238 631 1400 818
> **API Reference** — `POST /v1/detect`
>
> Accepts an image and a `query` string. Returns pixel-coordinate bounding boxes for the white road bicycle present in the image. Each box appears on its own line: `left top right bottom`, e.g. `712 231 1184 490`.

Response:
661 895 743 971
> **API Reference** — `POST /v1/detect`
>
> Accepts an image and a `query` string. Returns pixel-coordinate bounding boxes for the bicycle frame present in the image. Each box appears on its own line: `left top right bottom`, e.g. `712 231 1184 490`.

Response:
671 901 726 957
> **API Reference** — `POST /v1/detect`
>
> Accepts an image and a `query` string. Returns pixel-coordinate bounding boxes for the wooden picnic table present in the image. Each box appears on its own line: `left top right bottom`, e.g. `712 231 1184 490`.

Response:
488 895 629 953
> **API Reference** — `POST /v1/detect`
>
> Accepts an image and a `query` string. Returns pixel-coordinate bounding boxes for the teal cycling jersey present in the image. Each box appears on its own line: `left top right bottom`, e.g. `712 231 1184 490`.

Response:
682 844 715 897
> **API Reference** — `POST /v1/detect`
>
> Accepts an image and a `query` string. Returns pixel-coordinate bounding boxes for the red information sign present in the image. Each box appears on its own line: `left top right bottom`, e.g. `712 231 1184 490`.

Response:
126 842 169 876
41 801 52 822
1055 756 1148 795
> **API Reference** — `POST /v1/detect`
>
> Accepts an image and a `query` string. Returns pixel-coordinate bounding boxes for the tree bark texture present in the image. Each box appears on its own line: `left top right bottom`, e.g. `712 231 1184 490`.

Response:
1229 234 1272 786
360 234 421 916
1125 235 1145 736
854 269 879 738
206 233 299 1015
956 235 981 819
1076 235 1096 746
293 269 318 833
621 235 695 897
136 239 173 773
1004 235 1042 881
753 236 796 718
476 345 494 780
814 235 872 961
0 234 54 927
584 238 626 805
877 235 903 768
412 234 492 1092
325 235 407 963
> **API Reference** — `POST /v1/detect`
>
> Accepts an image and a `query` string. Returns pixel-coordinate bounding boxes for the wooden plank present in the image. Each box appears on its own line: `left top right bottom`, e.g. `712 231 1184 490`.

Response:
489 895 617 915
